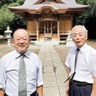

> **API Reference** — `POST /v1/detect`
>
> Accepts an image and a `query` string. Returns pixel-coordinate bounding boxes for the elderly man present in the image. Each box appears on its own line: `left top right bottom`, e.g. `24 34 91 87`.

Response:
65 25 96 96
0 29 43 96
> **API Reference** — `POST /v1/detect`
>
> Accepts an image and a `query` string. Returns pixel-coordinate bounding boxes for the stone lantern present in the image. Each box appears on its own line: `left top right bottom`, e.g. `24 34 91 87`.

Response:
4 26 12 46
66 31 75 46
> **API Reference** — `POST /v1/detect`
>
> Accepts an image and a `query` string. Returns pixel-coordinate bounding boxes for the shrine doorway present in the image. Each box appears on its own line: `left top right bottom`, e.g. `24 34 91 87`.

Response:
39 21 57 40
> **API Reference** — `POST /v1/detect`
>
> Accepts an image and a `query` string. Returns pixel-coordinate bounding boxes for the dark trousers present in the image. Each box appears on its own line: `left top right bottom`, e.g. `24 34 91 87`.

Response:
4 91 38 96
69 81 93 96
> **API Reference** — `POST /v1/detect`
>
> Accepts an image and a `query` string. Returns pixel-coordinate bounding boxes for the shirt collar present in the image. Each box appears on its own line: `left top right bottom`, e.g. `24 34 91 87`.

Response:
78 43 88 54
15 50 30 59
73 43 87 54
24 51 30 59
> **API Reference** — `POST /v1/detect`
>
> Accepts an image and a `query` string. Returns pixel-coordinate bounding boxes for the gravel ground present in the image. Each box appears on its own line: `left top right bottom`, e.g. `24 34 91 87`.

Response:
0 44 40 58
0 40 96 64
54 40 96 65
54 40 96 72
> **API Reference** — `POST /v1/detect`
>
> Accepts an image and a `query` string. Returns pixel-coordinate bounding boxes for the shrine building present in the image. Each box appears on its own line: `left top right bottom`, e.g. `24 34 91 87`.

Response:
9 0 90 41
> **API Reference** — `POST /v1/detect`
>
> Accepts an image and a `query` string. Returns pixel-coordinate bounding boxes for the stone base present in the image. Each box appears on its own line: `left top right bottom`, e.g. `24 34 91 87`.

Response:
66 39 75 46
0 37 7 44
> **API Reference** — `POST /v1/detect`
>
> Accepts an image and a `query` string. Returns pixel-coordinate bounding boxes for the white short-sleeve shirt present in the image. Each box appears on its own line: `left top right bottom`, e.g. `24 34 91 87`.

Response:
0 50 43 96
65 43 96 83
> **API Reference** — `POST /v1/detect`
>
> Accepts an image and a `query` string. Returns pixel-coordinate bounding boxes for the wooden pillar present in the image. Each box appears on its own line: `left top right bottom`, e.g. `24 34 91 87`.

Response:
44 21 46 34
47 21 48 33
51 21 52 34
71 16 73 29
36 21 39 40
26 20 30 33
57 21 60 40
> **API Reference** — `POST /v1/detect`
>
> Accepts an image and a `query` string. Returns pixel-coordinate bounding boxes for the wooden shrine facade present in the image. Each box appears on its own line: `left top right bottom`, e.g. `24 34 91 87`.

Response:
9 0 91 41
27 12 73 41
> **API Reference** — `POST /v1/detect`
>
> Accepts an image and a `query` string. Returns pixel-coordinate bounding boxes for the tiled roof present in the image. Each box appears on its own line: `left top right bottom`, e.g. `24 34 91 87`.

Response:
9 0 91 12
61 0 76 4
23 0 37 6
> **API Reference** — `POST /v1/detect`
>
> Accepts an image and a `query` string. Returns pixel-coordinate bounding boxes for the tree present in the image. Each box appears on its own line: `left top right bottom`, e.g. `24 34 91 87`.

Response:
16 0 24 5
0 0 23 7
0 0 14 7
74 0 94 25
10 14 26 32
76 0 93 5
74 0 96 39
8 2 26 31
90 1 96 16
74 10 90 25
0 5 14 32
0 0 25 35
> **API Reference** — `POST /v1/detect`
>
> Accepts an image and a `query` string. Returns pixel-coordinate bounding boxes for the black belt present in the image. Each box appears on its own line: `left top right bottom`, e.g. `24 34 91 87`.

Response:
4 91 38 96
71 80 93 87
30 91 38 96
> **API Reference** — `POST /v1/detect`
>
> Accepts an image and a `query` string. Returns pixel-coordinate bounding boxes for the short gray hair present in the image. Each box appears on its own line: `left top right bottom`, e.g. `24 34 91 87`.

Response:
13 29 30 40
71 25 88 36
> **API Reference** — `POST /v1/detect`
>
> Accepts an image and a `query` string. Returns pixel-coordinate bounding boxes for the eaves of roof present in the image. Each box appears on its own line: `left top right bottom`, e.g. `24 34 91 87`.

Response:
9 3 91 11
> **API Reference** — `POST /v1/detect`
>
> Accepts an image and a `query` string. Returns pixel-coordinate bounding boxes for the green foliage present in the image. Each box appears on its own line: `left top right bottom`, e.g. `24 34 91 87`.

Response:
76 0 93 5
0 0 25 33
0 0 23 7
90 1 96 16
12 14 26 26
75 0 96 39
16 0 24 5
0 6 14 30
0 0 14 7
74 10 90 25
8 2 19 7
74 0 95 25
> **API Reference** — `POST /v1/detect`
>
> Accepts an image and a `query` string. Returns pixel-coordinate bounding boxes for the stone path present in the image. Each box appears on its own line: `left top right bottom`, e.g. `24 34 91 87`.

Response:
38 43 67 96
